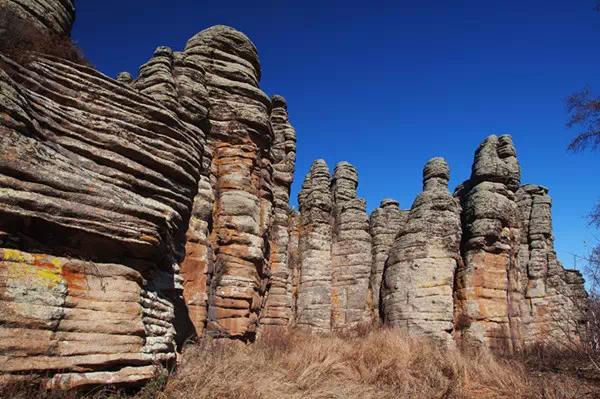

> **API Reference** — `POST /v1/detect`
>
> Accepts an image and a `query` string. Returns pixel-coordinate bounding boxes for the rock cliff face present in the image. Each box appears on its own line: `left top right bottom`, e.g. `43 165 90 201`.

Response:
0 0 589 390
0 49 201 386
381 158 462 345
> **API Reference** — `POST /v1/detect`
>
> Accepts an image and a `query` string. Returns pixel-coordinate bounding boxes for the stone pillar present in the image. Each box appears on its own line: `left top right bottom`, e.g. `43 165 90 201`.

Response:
368 199 406 317
381 158 461 344
455 135 523 352
296 160 333 331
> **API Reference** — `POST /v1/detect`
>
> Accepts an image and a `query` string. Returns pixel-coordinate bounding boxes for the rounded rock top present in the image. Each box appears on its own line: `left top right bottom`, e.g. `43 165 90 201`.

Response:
185 25 261 81
380 199 400 208
271 95 288 109
423 157 450 182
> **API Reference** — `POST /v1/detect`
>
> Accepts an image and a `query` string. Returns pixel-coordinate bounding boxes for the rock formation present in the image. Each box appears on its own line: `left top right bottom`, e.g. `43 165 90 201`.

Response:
381 158 462 345
259 95 297 332
369 199 406 315
296 160 334 331
454 135 524 351
0 46 202 386
0 0 590 390
517 185 587 344
330 162 372 328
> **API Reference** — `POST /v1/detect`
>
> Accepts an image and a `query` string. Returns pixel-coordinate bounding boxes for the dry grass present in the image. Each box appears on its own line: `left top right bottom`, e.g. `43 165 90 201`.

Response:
2 327 599 398
158 327 599 399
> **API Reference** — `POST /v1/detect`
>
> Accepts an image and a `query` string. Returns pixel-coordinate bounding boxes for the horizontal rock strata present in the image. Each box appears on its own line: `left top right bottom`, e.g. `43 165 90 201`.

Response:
517 184 587 343
381 158 461 345
330 162 372 328
259 95 297 332
369 199 406 316
296 160 333 331
454 135 524 352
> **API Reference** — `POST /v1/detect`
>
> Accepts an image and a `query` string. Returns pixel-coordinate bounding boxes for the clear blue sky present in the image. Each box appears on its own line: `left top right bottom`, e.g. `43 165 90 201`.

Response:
72 0 599 270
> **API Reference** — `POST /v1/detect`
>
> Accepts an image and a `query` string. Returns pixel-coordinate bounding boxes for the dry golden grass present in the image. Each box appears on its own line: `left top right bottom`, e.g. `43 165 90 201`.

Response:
158 327 600 399
2 327 599 398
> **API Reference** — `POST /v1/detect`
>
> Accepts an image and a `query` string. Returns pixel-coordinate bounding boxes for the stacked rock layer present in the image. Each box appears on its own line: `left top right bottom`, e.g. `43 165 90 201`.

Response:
381 158 462 345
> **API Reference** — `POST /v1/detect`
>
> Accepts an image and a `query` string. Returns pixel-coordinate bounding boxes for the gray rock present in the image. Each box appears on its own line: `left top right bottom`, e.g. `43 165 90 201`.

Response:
368 199 407 317
381 158 461 345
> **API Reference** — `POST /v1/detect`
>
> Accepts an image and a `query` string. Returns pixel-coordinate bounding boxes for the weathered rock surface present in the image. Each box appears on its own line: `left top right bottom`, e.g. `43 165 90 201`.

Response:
369 199 406 316
0 46 201 384
186 26 274 339
381 158 462 344
517 185 587 343
454 135 524 351
330 162 372 328
259 95 297 332
1 0 75 35
296 160 334 331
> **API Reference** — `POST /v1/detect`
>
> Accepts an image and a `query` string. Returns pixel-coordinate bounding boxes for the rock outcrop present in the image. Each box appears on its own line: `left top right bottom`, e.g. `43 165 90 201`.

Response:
454 135 524 351
369 199 406 316
517 185 587 344
330 163 372 328
294 161 375 331
0 47 202 386
259 95 297 332
296 160 334 331
381 158 462 345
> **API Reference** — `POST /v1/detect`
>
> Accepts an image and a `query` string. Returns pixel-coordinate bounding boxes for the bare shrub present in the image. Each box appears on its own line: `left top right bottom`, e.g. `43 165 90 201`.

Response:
0 8 89 66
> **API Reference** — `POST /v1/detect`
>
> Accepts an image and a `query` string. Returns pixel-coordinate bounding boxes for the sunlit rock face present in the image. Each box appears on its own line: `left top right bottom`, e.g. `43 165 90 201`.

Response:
454 135 525 352
296 160 334 331
259 95 297 333
368 199 407 318
516 184 587 344
0 47 202 386
381 158 462 345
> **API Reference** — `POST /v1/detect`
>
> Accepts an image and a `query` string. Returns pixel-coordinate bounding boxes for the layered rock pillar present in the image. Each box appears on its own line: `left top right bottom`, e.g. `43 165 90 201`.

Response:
517 185 587 343
330 162 372 328
454 135 524 352
369 199 406 316
296 160 334 331
381 158 461 344
259 95 297 331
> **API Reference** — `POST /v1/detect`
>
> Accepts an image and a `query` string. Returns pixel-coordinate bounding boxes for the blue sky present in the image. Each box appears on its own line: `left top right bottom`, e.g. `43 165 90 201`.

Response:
72 0 600 270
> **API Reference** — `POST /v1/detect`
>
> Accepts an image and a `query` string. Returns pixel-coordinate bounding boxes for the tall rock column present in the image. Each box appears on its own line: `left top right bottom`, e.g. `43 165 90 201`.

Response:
184 26 274 339
381 158 461 344
330 162 373 328
517 185 587 344
296 160 333 331
368 199 406 316
135 43 213 338
259 95 297 331
455 135 523 352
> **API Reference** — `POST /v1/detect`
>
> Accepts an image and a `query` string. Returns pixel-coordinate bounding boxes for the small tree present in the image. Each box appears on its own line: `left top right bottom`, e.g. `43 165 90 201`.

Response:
566 88 600 152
